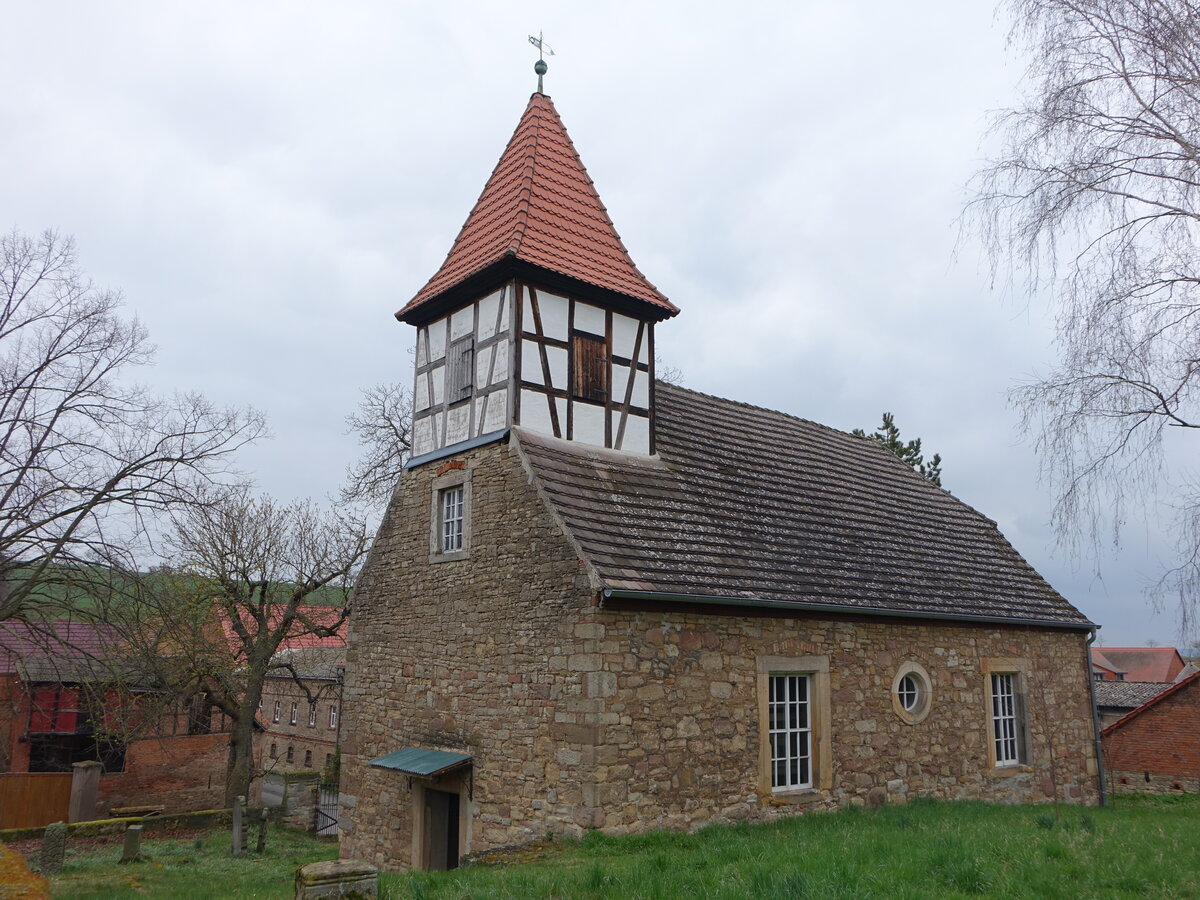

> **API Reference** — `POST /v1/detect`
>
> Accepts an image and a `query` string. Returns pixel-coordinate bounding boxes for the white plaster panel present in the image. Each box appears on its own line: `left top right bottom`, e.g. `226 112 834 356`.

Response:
535 291 569 341
416 328 429 366
450 306 474 341
631 368 649 409
429 365 445 406
428 318 447 362
639 325 651 366
431 411 443 448
446 402 470 445
489 338 510 384
521 340 544 386
413 415 434 457
520 389 556 437
621 413 650 454
477 344 494 389
415 373 430 411
546 345 567 390
477 290 501 340
555 397 567 434
611 313 639 359
498 290 510 333
473 396 486 437
483 387 508 433
611 362 631 404
573 301 605 337
573 402 606 448
522 294 534 334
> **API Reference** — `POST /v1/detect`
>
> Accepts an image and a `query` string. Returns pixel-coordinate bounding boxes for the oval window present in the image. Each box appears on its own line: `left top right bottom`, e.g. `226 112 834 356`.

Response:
891 663 932 724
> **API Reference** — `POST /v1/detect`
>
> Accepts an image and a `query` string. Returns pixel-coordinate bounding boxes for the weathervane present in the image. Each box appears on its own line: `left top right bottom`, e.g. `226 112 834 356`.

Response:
528 31 554 93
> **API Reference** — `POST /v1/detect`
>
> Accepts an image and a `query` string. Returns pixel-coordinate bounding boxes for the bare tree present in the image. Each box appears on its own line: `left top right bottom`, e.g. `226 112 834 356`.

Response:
971 0 1200 637
0 229 265 622
101 488 370 805
342 382 411 506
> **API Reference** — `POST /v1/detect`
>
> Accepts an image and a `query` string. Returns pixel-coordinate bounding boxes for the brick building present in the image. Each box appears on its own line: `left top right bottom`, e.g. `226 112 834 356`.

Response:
0 620 229 813
340 79 1102 872
259 646 343 776
1102 670 1200 794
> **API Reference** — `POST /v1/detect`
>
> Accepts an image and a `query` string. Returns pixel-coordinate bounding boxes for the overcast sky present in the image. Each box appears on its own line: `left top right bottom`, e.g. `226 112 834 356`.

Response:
3 1 1186 646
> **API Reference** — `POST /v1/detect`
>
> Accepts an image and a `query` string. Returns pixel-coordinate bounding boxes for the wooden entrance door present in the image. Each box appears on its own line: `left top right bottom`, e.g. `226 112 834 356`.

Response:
422 788 460 871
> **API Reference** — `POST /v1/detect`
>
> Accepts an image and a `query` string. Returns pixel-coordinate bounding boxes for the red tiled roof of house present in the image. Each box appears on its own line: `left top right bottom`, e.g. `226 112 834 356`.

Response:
0 620 124 681
398 92 676 321
1089 648 1126 677
1094 648 1185 683
218 605 346 657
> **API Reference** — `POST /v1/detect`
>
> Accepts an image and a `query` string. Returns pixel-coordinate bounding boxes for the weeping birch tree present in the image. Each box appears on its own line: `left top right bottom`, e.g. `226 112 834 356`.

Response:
972 0 1200 638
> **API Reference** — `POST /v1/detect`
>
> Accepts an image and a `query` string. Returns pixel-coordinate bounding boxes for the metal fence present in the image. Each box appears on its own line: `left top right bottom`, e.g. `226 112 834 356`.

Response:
316 787 339 836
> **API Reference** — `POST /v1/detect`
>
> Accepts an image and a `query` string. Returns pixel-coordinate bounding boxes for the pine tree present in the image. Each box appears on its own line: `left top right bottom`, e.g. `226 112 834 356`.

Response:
853 412 943 487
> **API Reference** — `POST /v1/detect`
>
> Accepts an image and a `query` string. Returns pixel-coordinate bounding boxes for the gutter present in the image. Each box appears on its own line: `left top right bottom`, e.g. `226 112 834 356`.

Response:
1084 628 1108 807
599 589 1096 632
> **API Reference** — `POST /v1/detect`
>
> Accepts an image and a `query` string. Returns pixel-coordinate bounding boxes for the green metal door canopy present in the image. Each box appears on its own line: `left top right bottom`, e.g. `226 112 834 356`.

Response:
367 747 472 778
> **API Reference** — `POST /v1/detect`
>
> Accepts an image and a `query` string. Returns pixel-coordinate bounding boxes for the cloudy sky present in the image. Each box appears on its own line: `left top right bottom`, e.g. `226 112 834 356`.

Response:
2 1 1185 645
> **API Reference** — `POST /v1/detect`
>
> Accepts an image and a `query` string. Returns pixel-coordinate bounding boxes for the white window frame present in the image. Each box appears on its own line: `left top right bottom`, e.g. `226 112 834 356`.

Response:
768 673 814 792
990 672 1021 767
290 701 298 725
272 700 281 723
440 485 464 552
308 704 317 727
329 706 338 730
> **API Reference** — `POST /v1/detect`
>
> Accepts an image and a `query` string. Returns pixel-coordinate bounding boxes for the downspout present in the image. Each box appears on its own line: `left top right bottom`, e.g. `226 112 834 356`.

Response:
1084 628 1107 807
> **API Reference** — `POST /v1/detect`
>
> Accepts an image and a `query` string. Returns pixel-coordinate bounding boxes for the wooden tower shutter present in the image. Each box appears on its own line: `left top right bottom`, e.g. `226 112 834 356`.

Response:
448 337 474 402
572 333 608 403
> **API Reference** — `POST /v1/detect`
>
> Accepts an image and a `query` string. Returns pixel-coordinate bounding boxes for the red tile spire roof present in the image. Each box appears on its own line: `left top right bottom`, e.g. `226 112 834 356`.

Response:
397 92 676 323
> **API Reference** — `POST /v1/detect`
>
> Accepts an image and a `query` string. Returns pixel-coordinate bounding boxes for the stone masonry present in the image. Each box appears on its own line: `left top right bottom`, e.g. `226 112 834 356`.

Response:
1103 672 1199 795
340 438 1100 872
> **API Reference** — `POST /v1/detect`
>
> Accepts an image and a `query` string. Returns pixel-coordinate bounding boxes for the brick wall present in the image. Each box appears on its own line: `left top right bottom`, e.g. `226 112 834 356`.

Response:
1103 675 1200 795
340 438 1100 872
99 732 228 813
258 676 339 775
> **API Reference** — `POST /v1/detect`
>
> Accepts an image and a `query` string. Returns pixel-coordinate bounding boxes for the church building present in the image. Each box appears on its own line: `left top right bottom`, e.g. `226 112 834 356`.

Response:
339 69 1102 872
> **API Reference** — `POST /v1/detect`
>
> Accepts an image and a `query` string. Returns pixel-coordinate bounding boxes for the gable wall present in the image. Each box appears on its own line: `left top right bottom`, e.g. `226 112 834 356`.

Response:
339 438 596 870
1103 678 1200 794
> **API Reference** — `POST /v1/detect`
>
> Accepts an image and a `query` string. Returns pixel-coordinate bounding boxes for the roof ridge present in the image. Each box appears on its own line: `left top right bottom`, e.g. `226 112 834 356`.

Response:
1100 668 1200 734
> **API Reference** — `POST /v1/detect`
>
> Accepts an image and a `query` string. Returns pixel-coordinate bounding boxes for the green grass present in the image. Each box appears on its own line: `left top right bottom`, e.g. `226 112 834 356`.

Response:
45 826 336 899
393 796 1200 899
33 796 1200 899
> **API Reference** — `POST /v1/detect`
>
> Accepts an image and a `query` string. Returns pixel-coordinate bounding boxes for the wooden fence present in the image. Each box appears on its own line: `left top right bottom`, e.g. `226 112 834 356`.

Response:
0 772 72 829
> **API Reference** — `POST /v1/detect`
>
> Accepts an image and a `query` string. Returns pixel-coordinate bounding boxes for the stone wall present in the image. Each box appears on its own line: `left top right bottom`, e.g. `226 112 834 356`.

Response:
1103 675 1199 795
277 770 321 830
340 439 591 870
340 437 1100 872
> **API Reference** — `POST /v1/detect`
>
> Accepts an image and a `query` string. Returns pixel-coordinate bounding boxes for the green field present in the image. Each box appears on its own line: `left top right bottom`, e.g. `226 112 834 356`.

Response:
30 795 1200 899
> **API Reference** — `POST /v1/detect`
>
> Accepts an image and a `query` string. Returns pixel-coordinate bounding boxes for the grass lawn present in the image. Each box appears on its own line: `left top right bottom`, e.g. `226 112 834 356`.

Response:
394 795 1200 899
41 825 336 899
20 795 1200 899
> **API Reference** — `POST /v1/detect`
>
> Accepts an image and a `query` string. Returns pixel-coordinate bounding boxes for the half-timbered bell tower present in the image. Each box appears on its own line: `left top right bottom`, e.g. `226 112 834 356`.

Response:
397 86 679 466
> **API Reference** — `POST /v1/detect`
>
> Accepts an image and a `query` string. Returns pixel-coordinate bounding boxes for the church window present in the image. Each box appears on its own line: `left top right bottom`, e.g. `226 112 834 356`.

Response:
768 674 812 791
571 332 608 403
440 486 464 552
990 672 1025 766
891 662 932 724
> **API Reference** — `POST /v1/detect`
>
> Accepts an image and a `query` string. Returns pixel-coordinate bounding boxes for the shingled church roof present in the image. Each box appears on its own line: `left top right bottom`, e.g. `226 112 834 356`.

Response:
397 93 676 324
514 383 1092 629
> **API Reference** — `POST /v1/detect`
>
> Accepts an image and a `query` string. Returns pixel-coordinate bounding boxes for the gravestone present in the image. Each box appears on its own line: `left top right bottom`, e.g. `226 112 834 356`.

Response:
295 859 379 899
39 821 67 875
120 824 143 863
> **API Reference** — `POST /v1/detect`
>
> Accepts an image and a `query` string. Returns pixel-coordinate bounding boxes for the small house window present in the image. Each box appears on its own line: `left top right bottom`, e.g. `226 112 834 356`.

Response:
286 745 294 763
272 700 281 723
768 674 812 791
329 706 338 730
897 675 919 711
440 486 464 552
270 742 277 759
990 672 1025 766
305 750 313 767
290 702 298 725
308 704 317 727
571 332 608 403
891 663 932 724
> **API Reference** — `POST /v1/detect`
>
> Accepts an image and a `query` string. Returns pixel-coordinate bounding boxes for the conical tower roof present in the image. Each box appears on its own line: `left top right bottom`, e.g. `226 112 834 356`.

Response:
397 93 677 324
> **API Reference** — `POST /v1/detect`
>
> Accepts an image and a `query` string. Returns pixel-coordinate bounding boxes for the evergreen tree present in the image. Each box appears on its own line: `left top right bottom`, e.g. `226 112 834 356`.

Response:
853 412 942 487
